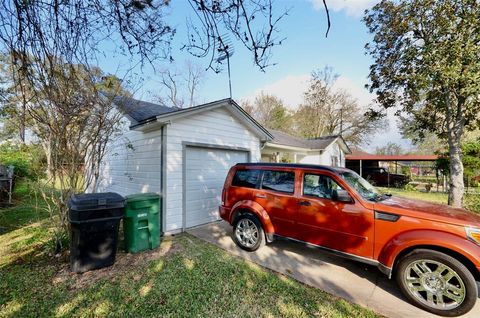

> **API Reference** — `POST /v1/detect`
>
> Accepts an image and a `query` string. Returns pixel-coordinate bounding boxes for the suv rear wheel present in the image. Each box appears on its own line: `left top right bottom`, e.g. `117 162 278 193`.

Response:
232 213 265 252
396 249 478 317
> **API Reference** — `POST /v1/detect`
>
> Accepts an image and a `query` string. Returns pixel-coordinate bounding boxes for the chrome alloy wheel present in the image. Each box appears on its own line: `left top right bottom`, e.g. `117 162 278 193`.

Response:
235 219 259 248
403 259 466 311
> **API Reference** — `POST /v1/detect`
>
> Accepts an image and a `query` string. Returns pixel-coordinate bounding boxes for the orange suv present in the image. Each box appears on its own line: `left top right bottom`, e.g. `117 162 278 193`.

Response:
219 163 480 317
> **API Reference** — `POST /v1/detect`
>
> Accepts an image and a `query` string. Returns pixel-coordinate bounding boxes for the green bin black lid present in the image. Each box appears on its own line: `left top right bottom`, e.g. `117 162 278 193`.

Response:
125 192 160 203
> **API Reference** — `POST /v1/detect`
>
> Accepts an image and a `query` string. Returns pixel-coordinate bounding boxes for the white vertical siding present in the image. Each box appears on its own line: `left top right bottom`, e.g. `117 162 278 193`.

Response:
321 142 346 167
165 107 261 232
297 141 346 167
96 121 162 196
299 151 321 164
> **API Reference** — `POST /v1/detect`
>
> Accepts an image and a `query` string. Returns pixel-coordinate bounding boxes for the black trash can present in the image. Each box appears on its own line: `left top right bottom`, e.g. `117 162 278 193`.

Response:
68 192 125 273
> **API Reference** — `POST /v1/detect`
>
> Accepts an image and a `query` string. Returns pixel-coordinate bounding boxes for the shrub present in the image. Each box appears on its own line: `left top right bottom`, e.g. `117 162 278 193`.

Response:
404 183 417 191
411 176 438 183
0 142 45 179
425 183 432 192
465 194 480 213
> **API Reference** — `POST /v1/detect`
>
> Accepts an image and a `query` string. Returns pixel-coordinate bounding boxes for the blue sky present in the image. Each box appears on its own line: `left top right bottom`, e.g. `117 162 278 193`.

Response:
98 0 410 152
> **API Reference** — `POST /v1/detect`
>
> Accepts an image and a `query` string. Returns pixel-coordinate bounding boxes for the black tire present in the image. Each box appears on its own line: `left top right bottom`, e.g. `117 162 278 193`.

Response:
395 249 478 317
393 181 403 188
232 213 265 252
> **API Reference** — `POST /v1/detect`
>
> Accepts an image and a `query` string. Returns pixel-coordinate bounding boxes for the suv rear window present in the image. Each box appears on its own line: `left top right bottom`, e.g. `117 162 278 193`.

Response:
232 169 260 188
261 170 295 193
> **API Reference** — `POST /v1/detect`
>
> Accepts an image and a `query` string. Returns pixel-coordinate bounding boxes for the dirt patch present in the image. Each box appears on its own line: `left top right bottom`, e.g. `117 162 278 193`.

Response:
53 236 183 290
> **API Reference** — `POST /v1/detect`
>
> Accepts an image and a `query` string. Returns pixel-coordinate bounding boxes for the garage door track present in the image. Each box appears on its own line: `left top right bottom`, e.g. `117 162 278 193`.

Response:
187 221 480 318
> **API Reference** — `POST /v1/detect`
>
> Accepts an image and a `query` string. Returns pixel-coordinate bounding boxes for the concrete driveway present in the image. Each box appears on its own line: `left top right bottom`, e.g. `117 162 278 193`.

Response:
187 221 480 318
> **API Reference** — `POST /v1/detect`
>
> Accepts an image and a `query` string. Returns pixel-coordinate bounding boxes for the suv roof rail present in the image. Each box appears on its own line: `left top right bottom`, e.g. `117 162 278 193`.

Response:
235 162 342 173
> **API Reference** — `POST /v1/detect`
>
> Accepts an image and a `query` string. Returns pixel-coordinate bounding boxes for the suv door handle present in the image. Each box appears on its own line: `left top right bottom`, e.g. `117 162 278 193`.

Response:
255 193 267 198
298 201 311 206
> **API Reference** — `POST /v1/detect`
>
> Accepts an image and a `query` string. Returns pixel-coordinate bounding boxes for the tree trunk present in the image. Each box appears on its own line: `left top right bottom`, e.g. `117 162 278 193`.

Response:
447 123 465 208
91 144 102 193
44 141 53 180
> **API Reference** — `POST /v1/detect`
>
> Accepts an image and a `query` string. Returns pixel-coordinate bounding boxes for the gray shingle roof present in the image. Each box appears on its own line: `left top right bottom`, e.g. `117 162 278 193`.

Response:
111 96 339 149
268 129 339 150
268 129 311 148
111 96 272 140
305 135 341 149
112 96 179 122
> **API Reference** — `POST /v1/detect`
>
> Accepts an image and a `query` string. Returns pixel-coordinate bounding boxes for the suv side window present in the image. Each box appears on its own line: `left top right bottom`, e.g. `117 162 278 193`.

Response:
232 169 261 188
303 173 344 200
261 170 295 193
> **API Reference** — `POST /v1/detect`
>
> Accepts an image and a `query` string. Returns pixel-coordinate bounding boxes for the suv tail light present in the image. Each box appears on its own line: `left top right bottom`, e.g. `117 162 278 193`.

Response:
221 188 226 205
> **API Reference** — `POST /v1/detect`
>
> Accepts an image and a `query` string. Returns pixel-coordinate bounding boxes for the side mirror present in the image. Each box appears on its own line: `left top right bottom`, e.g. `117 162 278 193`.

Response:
332 189 353 203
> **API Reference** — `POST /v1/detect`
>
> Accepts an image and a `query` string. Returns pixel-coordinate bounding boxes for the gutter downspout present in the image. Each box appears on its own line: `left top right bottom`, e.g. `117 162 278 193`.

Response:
260 141 267 150
160 125 167 236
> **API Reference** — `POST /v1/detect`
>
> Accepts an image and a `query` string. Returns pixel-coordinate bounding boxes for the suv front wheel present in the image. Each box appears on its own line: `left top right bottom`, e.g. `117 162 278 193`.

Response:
396 249 478 317
232 213 265 252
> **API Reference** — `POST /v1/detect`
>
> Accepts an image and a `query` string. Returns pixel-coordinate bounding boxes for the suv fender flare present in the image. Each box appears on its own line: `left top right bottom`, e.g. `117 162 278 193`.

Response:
378 230 480 270
230 200 275 235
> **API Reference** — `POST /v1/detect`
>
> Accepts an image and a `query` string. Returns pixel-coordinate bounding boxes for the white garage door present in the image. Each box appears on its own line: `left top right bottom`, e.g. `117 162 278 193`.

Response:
185 147 248 228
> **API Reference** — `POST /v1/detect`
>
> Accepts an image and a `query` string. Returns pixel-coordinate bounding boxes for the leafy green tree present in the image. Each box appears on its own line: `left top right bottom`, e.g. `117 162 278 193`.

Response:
434 139 480 188
0 55 130 144
375 142 404 156
243 94 292 132
0 142 45 180
0 56 133 251
293 67 385 147
462 140 480 188
364 0 480 207
399 116 447 155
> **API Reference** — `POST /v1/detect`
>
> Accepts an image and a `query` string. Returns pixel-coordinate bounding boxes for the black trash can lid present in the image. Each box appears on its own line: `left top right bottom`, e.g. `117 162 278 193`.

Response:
69 192 125 210
68 192 125 222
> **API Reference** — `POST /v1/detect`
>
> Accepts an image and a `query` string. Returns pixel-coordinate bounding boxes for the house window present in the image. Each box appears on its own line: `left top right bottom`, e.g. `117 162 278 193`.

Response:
331 156 339 167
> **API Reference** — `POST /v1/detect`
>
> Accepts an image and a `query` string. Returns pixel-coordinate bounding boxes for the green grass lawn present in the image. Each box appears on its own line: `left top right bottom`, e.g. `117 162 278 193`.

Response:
377 187 449 205
0 184 379 318
377 187 480 212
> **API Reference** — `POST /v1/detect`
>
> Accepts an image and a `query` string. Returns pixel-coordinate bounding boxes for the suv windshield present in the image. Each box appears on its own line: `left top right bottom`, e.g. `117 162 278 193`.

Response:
340 171 386 202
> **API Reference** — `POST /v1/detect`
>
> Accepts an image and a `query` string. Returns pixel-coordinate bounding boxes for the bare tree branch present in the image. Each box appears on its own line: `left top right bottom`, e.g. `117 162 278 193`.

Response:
155 61 205 108
183 0 290 72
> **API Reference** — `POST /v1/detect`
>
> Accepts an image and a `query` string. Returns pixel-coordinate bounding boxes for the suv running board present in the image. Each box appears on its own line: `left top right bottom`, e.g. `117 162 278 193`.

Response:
272 234 393 278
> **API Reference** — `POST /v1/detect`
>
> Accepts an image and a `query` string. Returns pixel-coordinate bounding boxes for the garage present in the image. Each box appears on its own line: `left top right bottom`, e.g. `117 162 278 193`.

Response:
98 98 272 234
184 146 249 228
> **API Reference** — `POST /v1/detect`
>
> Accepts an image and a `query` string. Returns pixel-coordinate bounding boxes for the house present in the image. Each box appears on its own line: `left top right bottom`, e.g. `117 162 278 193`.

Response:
262 129 350 166
96 97 350 233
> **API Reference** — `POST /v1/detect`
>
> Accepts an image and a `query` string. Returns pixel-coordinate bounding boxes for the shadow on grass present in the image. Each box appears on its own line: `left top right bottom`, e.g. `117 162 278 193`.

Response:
188 221 418 316
0 182 378 317
0 183 49 235
0 233 377 318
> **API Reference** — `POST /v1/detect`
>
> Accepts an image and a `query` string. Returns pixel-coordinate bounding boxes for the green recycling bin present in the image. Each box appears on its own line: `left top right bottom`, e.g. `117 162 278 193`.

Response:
124 193 161 253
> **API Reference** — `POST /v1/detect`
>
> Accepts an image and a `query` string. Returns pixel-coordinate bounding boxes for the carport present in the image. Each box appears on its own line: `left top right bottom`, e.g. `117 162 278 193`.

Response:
346 153 438 177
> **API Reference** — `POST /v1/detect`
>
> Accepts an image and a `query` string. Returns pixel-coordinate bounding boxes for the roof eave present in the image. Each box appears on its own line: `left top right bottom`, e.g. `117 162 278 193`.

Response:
345 155 438 161
336 136 352 154
229 99 273 140
130 117 166 132
129 98 273 141
264 142 321 152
